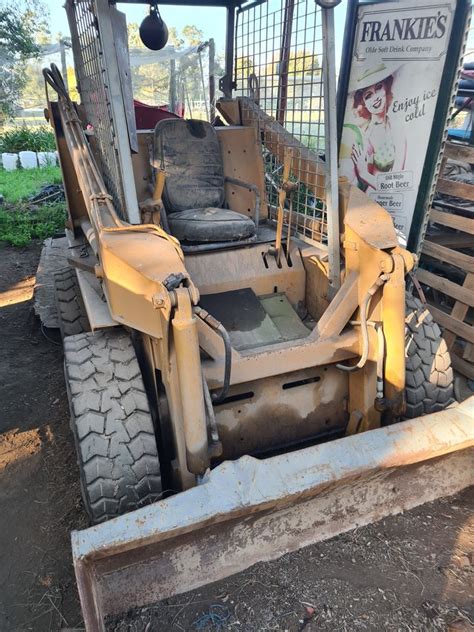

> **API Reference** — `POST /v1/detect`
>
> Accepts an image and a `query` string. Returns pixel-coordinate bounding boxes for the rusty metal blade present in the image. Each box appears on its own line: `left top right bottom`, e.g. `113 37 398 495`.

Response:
72 398 474 632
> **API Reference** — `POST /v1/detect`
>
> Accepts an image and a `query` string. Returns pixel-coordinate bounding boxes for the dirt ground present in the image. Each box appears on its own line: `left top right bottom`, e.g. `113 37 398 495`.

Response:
0 242 87 631
0 241 472 632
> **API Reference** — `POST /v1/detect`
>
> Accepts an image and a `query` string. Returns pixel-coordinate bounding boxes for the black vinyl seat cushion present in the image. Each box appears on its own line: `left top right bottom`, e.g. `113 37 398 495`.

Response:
168 207 256 242
154 118 256 243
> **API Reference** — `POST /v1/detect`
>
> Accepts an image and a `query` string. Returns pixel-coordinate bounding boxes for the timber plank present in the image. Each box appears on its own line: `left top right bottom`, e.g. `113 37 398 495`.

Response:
422 240 474 273
429 232 474 248
443 141 474 163
450 352 474 380
437 177 474 202
428 304 474 344
416 268 474 307
430 208 474 233
443 273 474 349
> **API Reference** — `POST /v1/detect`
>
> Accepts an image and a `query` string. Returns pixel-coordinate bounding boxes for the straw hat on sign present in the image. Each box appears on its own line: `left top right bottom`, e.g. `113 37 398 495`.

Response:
348 62 401 93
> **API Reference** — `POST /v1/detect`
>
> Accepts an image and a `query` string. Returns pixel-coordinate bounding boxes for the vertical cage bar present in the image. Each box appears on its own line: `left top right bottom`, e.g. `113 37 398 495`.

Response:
276 0 295 126
209 38 216 120
95 0 140 224
321 5 340 294
223 6 236 97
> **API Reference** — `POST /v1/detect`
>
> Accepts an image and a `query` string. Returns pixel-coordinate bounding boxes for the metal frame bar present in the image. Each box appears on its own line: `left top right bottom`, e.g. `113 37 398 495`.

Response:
276 0 296 126
336 0 358 146
72 399 473 631
96 0 141 223
223 5 236 97
66 0 141 222
116 0 237 4
321 5 340 295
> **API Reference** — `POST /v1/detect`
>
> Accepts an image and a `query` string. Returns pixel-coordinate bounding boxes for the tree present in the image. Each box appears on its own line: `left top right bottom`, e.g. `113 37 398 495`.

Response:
235 55 254 78
0 0 49 125
182 25 203 47
21 61 44 108
127 23 208 107
266 50 320 77
127 22 170 104
127 22 143 48
168 26 184 48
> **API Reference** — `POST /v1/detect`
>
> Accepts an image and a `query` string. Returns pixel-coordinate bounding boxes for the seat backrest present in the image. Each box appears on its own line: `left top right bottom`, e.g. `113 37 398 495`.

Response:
153 119 225 213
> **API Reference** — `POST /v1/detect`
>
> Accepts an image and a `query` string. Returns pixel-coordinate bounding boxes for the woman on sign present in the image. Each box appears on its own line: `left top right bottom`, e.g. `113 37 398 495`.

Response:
340 63 407 191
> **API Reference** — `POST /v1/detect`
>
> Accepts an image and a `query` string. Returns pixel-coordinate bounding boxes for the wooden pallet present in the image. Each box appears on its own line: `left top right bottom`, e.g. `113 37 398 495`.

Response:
417 140 474 380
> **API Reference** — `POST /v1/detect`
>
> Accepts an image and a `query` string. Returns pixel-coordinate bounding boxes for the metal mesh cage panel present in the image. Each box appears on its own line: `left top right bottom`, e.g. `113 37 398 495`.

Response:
66 0 126 217
235 0 327 243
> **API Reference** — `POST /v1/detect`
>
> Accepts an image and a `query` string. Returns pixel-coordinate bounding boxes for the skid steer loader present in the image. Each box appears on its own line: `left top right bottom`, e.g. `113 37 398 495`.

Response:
44 0 473 629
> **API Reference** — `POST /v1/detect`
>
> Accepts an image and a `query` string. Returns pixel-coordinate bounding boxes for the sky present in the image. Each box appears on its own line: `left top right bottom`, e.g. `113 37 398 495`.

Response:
44 0 349 68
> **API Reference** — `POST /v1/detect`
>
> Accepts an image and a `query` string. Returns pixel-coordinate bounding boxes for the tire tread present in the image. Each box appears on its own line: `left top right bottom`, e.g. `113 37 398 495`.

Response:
404 295 454 418
55 267 90 337
64 329 162 523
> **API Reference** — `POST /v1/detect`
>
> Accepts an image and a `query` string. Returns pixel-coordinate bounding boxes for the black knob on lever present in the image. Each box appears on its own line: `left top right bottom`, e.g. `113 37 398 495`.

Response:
139 2 169 51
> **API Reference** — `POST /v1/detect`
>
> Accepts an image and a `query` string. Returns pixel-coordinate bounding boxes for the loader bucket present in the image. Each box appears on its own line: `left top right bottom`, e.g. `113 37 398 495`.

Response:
72 399 474 632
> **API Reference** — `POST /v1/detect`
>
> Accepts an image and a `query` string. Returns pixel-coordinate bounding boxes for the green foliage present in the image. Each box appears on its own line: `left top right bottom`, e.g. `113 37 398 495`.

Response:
265 155 324 218
0 164 65 246
235 56 254 77
0 166 61 202
181 25 203 46
19 60 45 109
0 201 65 246
0 126 56 153
266 50 320 76
0 1 49 124
168 27 184 48
128 21 144 48
0 1 40 56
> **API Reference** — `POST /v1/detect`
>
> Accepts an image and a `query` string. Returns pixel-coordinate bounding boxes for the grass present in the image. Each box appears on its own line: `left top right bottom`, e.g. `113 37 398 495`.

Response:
0 167 66 247
0 166 63 202
0 202 66 247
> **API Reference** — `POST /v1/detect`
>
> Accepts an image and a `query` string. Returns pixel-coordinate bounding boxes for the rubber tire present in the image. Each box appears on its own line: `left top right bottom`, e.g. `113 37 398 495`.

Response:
404 294 454 418
64 328 162 524
55 267 90 338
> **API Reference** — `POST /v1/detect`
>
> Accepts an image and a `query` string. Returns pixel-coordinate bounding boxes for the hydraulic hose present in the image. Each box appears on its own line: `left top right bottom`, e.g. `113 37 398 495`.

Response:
336 274 389 372
375 323 385 400
344 320 385 400
194 307 232 404
43 63 69 100
43 63 184 259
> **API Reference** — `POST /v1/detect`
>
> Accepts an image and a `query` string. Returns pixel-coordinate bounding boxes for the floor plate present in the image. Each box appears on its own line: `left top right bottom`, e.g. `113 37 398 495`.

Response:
199 288 309 351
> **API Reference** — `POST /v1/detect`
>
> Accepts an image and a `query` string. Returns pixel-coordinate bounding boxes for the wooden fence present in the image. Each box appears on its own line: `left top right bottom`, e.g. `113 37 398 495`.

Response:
417 140 474 379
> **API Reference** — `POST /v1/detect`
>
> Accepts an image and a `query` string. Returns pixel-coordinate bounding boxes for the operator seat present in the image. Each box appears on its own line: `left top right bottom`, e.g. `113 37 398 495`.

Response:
153 118 256 243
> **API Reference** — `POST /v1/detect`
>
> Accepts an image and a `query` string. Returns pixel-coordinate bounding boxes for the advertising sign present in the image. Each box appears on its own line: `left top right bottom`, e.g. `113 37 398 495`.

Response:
338 0 466 246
